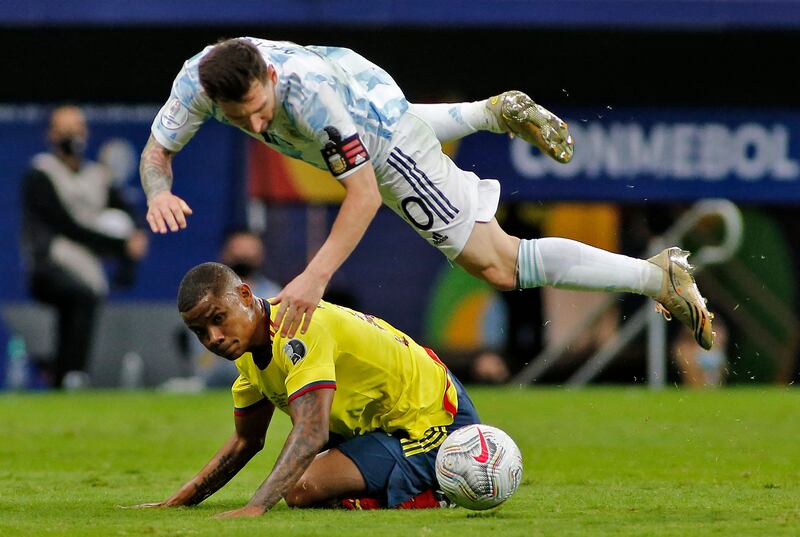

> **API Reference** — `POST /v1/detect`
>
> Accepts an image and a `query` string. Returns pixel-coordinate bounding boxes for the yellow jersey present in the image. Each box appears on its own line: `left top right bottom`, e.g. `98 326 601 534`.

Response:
232 300 458 442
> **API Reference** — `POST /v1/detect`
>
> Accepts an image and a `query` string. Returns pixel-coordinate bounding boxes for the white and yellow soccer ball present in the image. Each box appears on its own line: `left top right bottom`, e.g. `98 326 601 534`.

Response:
435 424 523 510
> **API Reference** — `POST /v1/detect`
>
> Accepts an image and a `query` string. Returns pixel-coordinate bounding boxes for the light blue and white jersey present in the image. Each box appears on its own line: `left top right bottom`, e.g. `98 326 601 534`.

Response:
151 37 409 179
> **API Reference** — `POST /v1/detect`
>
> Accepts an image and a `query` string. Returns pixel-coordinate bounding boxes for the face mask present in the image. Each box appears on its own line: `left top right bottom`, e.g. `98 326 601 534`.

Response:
57 136 87 158
230 262 258 279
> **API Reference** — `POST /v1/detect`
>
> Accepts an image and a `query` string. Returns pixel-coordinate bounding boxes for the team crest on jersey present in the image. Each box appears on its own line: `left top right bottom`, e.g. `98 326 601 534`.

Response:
328 153 347 174
283 339 307 365
161 98 188 130
320 126 369 177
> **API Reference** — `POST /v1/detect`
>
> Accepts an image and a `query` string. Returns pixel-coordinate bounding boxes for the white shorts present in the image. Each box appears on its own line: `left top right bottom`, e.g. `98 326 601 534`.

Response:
373 112 500 260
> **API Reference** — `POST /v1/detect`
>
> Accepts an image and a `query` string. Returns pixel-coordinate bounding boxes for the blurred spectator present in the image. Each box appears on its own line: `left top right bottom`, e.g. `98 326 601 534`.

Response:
471 351 510 384
674 318 729 387
20 105 148 389
496 203 545 376
220 229 281 299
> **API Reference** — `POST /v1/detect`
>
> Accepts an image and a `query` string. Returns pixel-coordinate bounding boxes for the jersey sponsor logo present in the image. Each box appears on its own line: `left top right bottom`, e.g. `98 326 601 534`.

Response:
160 98 189 130
320 126 370 177
283 338 307 365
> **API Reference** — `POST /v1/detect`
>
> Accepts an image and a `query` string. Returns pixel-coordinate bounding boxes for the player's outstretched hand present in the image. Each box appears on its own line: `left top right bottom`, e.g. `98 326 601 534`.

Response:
272 270 328 339
213 505 265 519
118 501 170 509
146 191 193 234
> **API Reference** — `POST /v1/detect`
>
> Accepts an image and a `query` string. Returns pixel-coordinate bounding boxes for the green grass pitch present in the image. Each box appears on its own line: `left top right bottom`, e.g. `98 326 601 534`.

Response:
1 387 798 536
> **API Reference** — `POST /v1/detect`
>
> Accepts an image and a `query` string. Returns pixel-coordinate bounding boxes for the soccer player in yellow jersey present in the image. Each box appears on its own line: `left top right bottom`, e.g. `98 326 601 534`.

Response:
136 262 480 516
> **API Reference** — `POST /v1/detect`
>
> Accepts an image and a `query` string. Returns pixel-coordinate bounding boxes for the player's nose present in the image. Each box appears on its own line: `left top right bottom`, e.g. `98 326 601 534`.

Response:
208 326 225 345
250 116 264 133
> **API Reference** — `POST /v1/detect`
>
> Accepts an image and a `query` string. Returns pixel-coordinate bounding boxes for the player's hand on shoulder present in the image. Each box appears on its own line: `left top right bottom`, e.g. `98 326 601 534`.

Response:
146 191 193 234
273 271 328 339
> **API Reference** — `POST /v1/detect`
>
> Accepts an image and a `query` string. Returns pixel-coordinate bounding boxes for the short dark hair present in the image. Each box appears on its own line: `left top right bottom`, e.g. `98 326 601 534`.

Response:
178 262 242 312
199 38 267 103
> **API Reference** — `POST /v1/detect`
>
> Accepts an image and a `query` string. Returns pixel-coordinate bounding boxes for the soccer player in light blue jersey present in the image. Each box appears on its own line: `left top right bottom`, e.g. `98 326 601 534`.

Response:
140 38 713 350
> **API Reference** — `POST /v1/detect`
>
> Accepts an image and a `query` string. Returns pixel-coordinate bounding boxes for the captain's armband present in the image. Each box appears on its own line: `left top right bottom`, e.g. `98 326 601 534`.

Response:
320 126 369 177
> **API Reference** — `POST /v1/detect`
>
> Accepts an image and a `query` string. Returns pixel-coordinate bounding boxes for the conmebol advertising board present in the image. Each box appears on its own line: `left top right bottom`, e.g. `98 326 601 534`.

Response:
457 108 800 202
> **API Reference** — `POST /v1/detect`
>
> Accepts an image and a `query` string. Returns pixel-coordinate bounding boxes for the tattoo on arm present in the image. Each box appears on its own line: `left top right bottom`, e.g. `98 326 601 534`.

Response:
248 390 331 510
168 406 272 507
186 451 251 506
140 135 175 200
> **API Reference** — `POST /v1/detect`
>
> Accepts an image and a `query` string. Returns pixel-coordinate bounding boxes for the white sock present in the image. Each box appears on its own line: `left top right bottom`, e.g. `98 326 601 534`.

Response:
517 238 663 297
408 100 502 143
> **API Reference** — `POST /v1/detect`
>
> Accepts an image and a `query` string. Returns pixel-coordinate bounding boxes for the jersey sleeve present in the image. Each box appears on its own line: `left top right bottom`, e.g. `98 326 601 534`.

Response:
151 61 213 152
282 71 370 180
275 322 337 404
231 373 267 416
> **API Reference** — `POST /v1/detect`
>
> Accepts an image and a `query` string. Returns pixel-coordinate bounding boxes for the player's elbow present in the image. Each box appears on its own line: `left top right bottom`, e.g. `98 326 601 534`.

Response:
360 183 382 213
139 136 158 162
237 435 265 456
304 429 329 461
309 428 329 452
251 437 266 454
292 421 328 453
355 172 382 208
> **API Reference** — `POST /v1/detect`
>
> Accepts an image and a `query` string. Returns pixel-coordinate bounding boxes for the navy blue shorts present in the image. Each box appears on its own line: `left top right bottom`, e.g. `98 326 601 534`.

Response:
334 374 480 507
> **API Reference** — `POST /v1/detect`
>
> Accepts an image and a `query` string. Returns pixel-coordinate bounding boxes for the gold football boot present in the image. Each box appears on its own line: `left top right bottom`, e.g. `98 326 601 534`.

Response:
486 90 574 163
648 247 715 350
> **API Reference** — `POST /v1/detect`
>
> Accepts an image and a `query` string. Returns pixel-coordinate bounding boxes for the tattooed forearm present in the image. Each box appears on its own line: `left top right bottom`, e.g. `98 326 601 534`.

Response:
140 135 175 200
186 452 250 506
247 390 330 510
164 433 263 507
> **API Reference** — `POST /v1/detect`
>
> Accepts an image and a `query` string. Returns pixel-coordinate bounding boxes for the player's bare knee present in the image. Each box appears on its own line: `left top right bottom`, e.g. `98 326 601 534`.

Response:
479 265 516 291
284 487 310 508
285 480 323 508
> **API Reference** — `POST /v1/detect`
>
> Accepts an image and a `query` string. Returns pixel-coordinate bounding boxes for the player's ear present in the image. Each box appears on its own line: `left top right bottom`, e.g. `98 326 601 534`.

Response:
267 64 277 85
239 282 253 304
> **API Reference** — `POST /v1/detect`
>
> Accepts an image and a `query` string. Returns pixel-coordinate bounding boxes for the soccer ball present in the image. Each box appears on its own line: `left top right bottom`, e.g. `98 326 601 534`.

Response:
435 424 523 510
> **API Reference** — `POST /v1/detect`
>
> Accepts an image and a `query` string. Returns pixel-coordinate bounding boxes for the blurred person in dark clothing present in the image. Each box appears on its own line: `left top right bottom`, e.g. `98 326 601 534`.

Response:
221 229 281 299
496 203 544 376
20 105 148 388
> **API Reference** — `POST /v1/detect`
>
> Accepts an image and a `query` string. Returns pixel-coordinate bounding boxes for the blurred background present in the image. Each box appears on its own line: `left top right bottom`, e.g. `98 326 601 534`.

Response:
1 0 799 390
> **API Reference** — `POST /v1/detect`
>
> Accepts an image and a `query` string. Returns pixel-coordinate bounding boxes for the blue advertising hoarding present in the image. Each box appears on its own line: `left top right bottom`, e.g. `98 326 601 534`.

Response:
456 107 800 203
